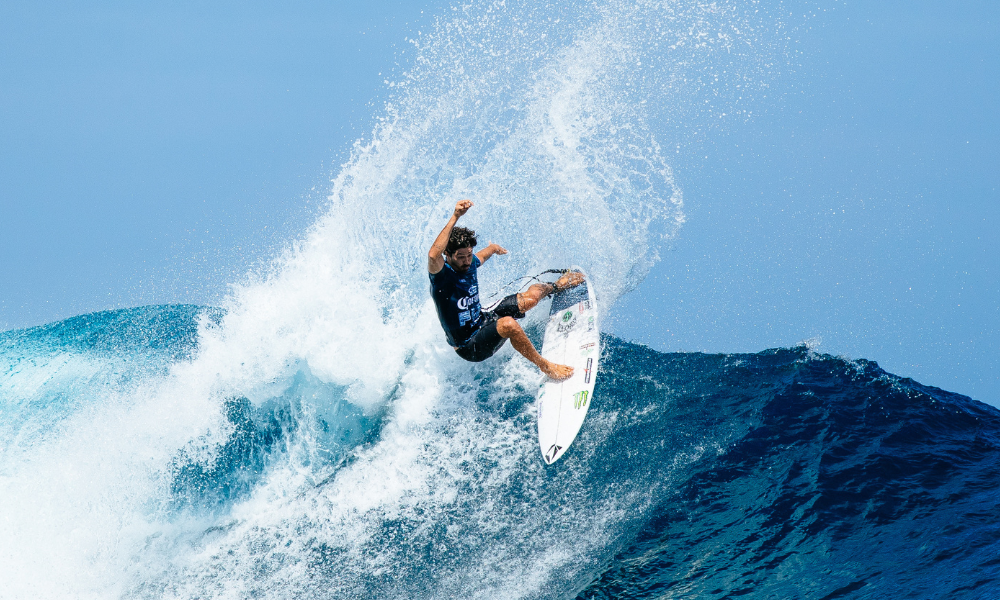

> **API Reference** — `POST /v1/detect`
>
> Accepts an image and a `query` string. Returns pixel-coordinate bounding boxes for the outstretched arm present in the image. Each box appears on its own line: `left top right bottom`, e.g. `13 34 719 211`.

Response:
428 199 473 274
476 242 508 265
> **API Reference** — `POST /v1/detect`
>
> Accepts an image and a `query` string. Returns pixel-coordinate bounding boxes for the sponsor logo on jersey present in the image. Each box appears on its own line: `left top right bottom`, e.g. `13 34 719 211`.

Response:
457 293 479 310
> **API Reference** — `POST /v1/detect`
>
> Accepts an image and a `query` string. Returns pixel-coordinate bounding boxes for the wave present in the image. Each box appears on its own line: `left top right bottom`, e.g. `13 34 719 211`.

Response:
2 306 998 599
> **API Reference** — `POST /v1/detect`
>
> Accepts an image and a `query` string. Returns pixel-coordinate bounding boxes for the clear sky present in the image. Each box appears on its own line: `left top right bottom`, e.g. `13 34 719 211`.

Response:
0 0 431 325
614 0 999 403
1 0 997 402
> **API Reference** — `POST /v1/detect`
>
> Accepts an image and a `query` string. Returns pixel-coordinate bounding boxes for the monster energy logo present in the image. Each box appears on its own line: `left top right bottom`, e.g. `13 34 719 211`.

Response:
573 390 590 409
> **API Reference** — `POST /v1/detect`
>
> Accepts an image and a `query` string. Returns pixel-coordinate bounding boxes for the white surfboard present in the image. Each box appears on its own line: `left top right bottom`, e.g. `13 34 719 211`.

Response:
537 268 599 464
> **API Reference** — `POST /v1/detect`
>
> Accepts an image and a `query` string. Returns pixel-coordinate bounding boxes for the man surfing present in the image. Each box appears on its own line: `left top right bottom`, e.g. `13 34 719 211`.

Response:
428 199 584 380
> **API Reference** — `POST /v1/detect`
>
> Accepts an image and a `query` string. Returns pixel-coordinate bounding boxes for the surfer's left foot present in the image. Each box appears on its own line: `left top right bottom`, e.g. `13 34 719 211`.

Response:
541 361 574 381
552 271 585 294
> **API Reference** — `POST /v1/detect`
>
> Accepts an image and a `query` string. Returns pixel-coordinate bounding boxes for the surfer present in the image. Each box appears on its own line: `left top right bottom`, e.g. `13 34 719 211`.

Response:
428 199 583 380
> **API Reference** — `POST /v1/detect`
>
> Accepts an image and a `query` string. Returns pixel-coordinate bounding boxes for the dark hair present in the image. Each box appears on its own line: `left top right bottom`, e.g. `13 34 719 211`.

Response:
446 227 478 255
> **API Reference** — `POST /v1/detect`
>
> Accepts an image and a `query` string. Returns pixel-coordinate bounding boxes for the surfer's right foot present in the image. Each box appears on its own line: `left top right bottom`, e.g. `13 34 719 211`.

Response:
552 271 585 294
541 361 574 381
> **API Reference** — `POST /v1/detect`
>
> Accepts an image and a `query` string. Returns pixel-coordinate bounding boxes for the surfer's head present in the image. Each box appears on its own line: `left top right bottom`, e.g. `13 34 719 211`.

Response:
445 227 477 273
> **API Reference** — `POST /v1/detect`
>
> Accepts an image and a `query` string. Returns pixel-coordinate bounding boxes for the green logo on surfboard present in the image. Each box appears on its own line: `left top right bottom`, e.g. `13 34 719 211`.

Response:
557 310 577 333
573 390 589 409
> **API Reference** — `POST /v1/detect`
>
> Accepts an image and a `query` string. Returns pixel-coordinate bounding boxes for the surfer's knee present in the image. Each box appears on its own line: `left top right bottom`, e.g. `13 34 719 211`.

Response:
496 316 522 338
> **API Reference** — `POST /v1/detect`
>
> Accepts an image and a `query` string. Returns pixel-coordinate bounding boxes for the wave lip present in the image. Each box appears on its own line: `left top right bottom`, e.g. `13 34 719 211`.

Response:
0 305 219 461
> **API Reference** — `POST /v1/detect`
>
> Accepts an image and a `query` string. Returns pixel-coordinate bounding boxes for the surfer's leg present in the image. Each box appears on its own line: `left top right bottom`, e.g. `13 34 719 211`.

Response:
516 272 585 313
495 316 573 380
516 283 553 313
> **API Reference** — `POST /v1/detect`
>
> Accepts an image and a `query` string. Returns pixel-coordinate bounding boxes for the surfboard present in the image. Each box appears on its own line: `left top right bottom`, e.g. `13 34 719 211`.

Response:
537 268 599 464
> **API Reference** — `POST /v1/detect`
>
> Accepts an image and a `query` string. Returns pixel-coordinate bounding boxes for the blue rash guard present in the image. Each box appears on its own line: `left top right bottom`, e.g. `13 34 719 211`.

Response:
429 255 483 347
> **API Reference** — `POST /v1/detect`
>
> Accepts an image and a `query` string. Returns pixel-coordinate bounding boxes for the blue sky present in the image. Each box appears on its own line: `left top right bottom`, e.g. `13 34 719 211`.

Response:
614 0 998 402
1 0 997 402
1 0 429 323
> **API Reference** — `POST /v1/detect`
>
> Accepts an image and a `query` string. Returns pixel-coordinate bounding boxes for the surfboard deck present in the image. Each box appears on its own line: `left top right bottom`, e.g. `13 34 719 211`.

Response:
537 268 598 464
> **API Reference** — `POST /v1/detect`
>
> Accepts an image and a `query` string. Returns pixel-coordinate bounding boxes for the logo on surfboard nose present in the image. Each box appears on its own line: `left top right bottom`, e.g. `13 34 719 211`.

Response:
557 310 577 332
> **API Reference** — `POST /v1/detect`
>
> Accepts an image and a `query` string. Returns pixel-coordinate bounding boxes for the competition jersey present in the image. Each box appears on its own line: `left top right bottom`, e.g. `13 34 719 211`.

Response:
429 255 483 347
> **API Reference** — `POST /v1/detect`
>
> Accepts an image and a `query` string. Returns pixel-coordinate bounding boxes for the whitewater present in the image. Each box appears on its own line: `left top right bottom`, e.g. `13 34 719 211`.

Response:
3 1 999 599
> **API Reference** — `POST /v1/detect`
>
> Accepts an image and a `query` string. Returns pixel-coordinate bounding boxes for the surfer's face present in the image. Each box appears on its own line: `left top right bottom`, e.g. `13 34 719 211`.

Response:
447 247 474 273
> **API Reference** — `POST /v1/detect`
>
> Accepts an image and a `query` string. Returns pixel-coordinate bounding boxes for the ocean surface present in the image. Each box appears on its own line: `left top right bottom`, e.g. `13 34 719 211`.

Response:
3 1 997 597
1 305 997 599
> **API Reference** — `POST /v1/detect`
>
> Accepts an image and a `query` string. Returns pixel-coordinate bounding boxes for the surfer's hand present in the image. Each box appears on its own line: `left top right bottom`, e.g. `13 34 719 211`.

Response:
454 199 473 218
488 243 507 255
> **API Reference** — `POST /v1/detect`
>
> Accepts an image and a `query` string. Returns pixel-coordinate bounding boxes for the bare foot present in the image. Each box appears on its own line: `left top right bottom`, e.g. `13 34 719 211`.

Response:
540 361 574 381
553 271 585 293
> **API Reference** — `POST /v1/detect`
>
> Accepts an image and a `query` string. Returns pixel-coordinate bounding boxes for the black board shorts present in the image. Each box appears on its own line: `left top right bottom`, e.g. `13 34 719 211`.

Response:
454 294 525 362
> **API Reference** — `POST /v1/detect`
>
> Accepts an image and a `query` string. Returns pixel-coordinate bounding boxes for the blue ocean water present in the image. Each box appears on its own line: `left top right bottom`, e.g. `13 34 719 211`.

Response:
1 305 996 598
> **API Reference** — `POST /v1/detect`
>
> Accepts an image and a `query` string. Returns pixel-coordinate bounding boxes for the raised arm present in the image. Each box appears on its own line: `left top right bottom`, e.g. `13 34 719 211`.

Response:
476 242 508 265
428 199 473 274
